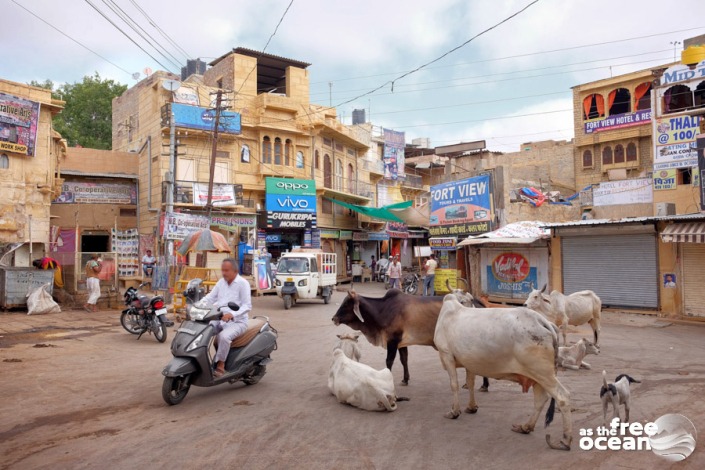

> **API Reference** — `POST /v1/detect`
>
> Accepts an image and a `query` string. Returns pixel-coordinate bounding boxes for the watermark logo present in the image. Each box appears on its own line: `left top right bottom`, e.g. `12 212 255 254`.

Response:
580 415 697 462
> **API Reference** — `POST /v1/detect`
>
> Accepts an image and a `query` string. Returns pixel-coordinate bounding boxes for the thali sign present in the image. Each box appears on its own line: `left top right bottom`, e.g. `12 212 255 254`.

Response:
654 116 701 170
653 169 677 191
429 174 493 237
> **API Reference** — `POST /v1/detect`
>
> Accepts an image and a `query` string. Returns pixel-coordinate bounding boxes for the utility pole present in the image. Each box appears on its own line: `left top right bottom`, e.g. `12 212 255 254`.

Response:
206 90 224 217
328 82 332 107
166 107 176 215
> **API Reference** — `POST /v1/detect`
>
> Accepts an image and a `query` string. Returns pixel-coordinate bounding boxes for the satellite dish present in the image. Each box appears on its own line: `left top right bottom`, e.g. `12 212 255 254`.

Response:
162 79 181 92
143 67 153 76
132 72 141 80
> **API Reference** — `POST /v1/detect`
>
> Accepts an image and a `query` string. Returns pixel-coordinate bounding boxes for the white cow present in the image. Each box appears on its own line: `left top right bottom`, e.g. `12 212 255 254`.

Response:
557 338 600 370
434 294 573 451
328 333 405 412
524 285 602 346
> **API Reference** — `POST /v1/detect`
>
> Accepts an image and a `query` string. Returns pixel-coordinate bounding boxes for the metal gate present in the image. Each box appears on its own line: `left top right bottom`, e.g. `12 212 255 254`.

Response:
562 234 658 308
683 244 705 317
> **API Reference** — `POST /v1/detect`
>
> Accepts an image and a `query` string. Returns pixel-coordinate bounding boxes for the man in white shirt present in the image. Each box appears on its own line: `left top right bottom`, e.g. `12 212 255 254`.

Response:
423 253 438 296
201 258 251 377
142 250 156 277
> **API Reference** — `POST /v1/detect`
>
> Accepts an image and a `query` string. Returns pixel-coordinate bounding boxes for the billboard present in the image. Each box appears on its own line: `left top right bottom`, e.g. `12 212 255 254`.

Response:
171 103 241 134
481 249 549 299
53 181 137 204
653 169 677 191
654 115 701 170
429 174 493 237
0 92 41 156
383 129 405 180
584 109 651 134
592 178 653 206
192 183 236 206
265 177 317 229
161 212 210 240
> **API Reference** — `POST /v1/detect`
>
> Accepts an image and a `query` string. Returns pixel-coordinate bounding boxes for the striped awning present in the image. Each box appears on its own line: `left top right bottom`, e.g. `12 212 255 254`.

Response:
660 223 705 243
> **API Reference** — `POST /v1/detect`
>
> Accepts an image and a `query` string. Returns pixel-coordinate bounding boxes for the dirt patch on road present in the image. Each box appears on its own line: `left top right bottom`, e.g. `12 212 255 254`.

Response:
0 325 114 348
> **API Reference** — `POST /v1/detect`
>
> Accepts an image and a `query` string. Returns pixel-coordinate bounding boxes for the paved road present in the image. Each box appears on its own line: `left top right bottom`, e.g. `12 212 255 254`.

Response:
1 284 703 469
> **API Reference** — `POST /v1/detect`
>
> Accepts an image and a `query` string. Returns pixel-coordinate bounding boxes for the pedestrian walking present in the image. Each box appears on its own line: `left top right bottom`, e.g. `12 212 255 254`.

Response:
84 254 102 312
423 254 438 296
387 255 402 290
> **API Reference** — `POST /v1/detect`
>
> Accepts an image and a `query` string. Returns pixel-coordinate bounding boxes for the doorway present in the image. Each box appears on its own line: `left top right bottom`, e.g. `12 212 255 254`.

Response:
81 234 110 253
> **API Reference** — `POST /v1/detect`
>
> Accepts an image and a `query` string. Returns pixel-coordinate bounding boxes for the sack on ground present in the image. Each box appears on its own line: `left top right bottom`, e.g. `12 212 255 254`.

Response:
27 283 61 315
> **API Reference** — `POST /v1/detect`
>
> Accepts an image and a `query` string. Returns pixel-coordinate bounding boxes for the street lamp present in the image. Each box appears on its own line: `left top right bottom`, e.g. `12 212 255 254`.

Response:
670 41 682 62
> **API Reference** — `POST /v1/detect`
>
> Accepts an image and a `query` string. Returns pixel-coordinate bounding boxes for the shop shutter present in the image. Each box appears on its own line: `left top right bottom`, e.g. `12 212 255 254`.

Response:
683 244 705 317
562 234 658 308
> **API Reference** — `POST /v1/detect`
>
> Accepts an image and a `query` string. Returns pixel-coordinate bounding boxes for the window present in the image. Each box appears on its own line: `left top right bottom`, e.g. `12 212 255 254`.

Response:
335 159 343 191
602 146 613 165
274 138 282 165
608 88 631 115
324 154 332 188
626 143 637 162
664 85 693 113
176 158 195 181
285 139 292 166
582 150 593 168
295 151 304 169
314 150 320 170
335 141 344 151
347 148 355 157
262 136 272 164
347 163 354 192
0 153 8 169
582 93 605 120
634 82 652 111
678 168 693 185
323 137 332 147
614 144 625 164
695 81 705 108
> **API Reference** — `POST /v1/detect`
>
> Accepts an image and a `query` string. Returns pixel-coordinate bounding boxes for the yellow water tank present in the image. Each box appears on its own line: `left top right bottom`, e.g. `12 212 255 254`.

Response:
681 45 705 67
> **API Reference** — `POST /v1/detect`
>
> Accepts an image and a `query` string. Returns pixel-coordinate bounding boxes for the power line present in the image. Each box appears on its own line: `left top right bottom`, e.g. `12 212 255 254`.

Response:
127 0 192 60
394 109 572 130
83 0 176 73
10 0 132 76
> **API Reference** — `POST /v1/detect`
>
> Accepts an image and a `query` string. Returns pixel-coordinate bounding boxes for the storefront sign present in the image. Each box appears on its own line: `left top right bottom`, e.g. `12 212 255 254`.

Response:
593 178 653 206
310 229 321 248
408 230 426 239
265 233 281 243
320 229 339 239
162 212 210 240
173 86 199 106
653 169 677 191
481 248 548 299
654 116 701 170
383 128 405 180
386 222 408 239
698 136 705 211
352 232 369 241
659 61 705 86
265 177 317 229
429 237 457 250
0 92 40 156
210 214 256 230
368 232 390 241
266 212 317 229
54 181 137 204
192 183 236 206
171 103 241 134
434 269 460 293
429 174 493 237
304 229 312 247
584 109 651 134
339 230 353 240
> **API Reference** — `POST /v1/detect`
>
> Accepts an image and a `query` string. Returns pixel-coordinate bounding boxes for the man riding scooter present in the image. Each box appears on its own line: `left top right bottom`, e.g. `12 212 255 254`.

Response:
199 258 251 377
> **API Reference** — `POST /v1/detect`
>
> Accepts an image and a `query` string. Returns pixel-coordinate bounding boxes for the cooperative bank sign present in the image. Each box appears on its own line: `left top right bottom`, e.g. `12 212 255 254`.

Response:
171 103 241 134
265 178 316 213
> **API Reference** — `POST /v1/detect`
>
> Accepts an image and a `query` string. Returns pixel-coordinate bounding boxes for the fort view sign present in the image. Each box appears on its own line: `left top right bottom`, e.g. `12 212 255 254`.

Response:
584 109 651 134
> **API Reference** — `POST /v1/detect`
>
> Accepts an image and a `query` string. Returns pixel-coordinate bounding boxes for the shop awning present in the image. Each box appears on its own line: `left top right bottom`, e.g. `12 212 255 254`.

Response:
458 236 543 246
661 222 705 243
327 198 412 223
457 221 551 246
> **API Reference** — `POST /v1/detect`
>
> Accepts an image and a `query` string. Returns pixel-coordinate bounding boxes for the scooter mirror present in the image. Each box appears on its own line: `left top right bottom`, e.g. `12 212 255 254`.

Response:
227 302 240 311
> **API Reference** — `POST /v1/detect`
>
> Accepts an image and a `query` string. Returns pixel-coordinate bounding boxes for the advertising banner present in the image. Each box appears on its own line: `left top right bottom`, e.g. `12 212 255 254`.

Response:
54 181 137 204
434 269 460 294
429 237 457 251
368 232 390 241
265 233 281 243
173 86 200 106
593 178 653 206
584 109 651 134
352 232 369 241
265 177 317 229
659 61 705 86
654 115 701 170
0 92 41 156
481 248 549 299
162 212 210 240
429 174 493 237
653 169 677 191
386 222 408 238
382 129 405 180
171 103 241 134
192 183 236 206
210 214 256 230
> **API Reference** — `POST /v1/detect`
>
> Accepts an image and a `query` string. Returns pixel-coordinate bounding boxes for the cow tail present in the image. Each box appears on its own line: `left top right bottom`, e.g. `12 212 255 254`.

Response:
377 390 397 411
552 324 559 373
544 398 556 428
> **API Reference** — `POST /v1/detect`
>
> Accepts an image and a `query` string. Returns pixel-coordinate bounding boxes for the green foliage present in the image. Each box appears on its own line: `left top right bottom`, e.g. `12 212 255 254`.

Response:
50 73 127 150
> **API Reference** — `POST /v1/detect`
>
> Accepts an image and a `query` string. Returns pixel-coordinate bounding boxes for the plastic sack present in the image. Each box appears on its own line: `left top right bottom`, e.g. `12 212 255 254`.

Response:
26 283 61 315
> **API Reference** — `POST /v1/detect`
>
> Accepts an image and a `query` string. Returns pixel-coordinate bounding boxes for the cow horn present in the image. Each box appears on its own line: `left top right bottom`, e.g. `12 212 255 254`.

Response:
445 278 453 292
352 296 364 323
541 284 547 293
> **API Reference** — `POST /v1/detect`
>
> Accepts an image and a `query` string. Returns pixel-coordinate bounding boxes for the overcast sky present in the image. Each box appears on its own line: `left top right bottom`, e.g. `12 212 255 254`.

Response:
2 0 703 152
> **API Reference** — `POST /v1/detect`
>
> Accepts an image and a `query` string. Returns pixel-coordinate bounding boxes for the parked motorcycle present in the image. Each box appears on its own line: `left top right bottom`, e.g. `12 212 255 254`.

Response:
402 273 420 295
161 279 278 405
120 282 172 343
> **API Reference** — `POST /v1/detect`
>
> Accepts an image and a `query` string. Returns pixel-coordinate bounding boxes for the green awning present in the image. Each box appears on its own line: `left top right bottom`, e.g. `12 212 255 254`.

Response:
326 198 412 223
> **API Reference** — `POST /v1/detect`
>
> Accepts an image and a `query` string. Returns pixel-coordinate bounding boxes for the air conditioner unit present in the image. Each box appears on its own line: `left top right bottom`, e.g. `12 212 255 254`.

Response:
656 202 676 216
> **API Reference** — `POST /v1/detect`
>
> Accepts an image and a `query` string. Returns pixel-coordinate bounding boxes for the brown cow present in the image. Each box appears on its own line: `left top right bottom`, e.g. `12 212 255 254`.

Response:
332 289 489 388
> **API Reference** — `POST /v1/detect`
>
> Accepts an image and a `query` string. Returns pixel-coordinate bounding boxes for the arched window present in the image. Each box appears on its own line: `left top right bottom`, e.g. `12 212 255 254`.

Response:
582 93 605 120
284 139 292 166
262 136 271 164
314 150 320 170
0 153 8 169
614 144 625 164
323 154 332 188
295 151 304 169
274 138 282 165
695 81 705 108
347 163 354 192
335 159 343 190
608 88 631 115
634 82 652 111
664 85 693 113
602 146 613 166
582 150 593 168
626 143 637 162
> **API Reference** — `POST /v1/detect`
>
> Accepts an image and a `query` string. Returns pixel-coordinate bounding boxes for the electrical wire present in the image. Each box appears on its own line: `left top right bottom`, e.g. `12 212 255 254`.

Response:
10 0 132 76
127 0 192 60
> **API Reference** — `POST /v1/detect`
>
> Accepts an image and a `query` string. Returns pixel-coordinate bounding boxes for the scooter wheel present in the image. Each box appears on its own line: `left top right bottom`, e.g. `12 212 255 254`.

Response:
162 375 190 405
243 365 267 385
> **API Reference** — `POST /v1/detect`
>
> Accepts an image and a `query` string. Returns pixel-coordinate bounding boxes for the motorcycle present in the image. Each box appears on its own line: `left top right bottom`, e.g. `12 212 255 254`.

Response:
161 279 278 405
120 282 172 343
402 272 420 295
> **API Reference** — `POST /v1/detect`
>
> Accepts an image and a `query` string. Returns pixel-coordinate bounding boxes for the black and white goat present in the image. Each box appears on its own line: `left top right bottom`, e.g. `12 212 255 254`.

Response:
600 370 641 424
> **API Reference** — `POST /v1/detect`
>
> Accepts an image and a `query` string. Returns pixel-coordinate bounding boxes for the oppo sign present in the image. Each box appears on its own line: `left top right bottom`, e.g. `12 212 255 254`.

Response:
266 177 317 216
276 181 309 191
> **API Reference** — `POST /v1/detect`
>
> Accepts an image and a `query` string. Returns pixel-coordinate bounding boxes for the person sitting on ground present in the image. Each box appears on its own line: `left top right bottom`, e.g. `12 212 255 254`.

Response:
200 258 251 377
32 256 64 289
84 254 102 312
142 250 156 278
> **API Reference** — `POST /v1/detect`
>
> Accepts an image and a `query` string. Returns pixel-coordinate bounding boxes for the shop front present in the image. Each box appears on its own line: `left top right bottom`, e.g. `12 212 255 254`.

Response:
264 176 317 261
660 220 705 317
429 237 460 293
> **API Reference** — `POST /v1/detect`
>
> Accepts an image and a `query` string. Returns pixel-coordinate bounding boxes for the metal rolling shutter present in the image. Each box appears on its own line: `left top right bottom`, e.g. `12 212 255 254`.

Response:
562 234 658 308
683 244 705 317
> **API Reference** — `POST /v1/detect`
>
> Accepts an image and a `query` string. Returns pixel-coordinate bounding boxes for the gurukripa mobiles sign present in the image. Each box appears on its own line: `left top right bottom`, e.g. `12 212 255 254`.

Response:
265 177 317 229
0 92 41 156
171 103 241 134
429 174 493 237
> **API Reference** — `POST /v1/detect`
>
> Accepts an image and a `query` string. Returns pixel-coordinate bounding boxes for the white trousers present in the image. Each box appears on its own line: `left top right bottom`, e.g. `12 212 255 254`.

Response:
210 320 248 363
86 277 101 305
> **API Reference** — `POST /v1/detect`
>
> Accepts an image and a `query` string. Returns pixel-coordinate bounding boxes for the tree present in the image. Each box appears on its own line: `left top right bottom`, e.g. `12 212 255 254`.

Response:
51 73 127 150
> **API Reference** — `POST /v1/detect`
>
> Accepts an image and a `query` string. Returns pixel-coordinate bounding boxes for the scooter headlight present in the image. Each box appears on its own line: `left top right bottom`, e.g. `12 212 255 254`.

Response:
187 334 204 352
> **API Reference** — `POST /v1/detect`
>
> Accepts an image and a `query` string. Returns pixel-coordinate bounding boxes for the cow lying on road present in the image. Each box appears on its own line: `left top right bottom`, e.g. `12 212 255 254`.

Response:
434 294 573 451
328 333 408 411
557 338 599 370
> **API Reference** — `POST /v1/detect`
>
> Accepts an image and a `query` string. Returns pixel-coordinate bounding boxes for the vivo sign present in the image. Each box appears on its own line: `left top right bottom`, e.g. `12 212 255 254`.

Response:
277 196 309 209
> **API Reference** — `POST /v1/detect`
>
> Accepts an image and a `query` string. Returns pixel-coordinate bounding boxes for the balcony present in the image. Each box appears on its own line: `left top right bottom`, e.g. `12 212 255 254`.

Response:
322 178 373 203
402 174 424 189
162 180 244 207
362 159 385 175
